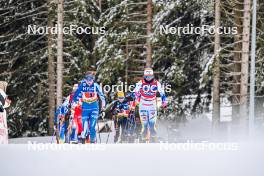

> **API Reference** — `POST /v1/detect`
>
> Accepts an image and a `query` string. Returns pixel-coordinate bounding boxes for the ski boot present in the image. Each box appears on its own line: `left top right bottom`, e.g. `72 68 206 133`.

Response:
150 136 158 143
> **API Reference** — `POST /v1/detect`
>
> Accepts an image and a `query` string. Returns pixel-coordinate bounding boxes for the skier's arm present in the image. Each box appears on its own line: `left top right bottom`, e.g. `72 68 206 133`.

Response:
111 101 118 115
95 83 106 109
62 95 71 114
72 82 83 104
54 105 65 129
157 81 167 103
133 81 142 100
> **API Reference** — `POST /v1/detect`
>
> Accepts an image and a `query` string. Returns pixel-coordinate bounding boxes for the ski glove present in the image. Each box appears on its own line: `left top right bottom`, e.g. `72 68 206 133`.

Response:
112 109 119 115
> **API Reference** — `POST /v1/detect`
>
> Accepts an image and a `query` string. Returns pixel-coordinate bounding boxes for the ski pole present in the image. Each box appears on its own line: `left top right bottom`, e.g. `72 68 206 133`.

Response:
128 111 136 143
97 118 101 144
55 120 61 144
87 119 90 144
106 118 114 144
98 111 107 144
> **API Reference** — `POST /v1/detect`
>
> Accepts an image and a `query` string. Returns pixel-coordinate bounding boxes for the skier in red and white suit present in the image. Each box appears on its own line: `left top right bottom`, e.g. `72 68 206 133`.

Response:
69 84 83 143
134 67 167 142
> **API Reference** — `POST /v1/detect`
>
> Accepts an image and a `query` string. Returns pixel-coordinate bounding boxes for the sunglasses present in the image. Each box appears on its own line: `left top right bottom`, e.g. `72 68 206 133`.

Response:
144 76 154 79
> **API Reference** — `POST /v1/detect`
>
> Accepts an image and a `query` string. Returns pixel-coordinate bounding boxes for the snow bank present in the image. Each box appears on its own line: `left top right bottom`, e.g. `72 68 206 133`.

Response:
0 142 263 176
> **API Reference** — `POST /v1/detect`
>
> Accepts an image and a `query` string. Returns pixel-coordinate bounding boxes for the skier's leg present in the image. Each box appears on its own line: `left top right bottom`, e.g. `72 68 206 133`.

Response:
59 121 66 143
135 107 142 141
149 109 158 143
127 113 135 142
121 117 128 142
64 116 70 143
73 106 82 136
139 109 148 142
127 113 133 136
77 116 82 135
89 109 99 143
86 113 91 143
114 117 120 143
75 106 82 135
70 119 78 143
81 109 89 139
58 118 66 143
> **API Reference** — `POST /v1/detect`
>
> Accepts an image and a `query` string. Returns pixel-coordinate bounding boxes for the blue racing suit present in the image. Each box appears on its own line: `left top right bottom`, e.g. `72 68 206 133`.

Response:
72 80 106 143
54 96 71 143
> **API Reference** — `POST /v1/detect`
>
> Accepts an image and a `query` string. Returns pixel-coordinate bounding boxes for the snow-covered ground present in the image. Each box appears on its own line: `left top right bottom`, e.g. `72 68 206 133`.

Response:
3 117 264 176
0 142 264 176
8 116 264 144
7 117 217 144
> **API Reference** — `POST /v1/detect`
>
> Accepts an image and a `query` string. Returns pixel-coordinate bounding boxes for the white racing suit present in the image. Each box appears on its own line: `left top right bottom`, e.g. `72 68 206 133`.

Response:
134 79 166 142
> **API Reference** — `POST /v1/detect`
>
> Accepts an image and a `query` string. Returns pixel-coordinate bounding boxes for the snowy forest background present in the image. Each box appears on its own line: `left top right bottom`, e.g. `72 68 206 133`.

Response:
0 0 264 138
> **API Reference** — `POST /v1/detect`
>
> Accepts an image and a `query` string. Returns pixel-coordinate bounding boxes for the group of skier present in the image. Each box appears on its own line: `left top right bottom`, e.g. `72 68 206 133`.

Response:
54 67 167 144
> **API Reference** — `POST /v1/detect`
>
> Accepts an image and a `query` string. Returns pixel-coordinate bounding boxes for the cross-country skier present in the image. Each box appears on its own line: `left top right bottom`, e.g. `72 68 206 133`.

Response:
111 91 131 143
134 67 167 143
123 92 141 143
68 84 82 143
54 84 82 143
72 72 106 144
54 96 71 143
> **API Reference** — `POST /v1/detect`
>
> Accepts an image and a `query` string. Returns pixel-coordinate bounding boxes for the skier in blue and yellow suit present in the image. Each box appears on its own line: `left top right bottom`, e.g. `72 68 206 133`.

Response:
72 72 106 143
